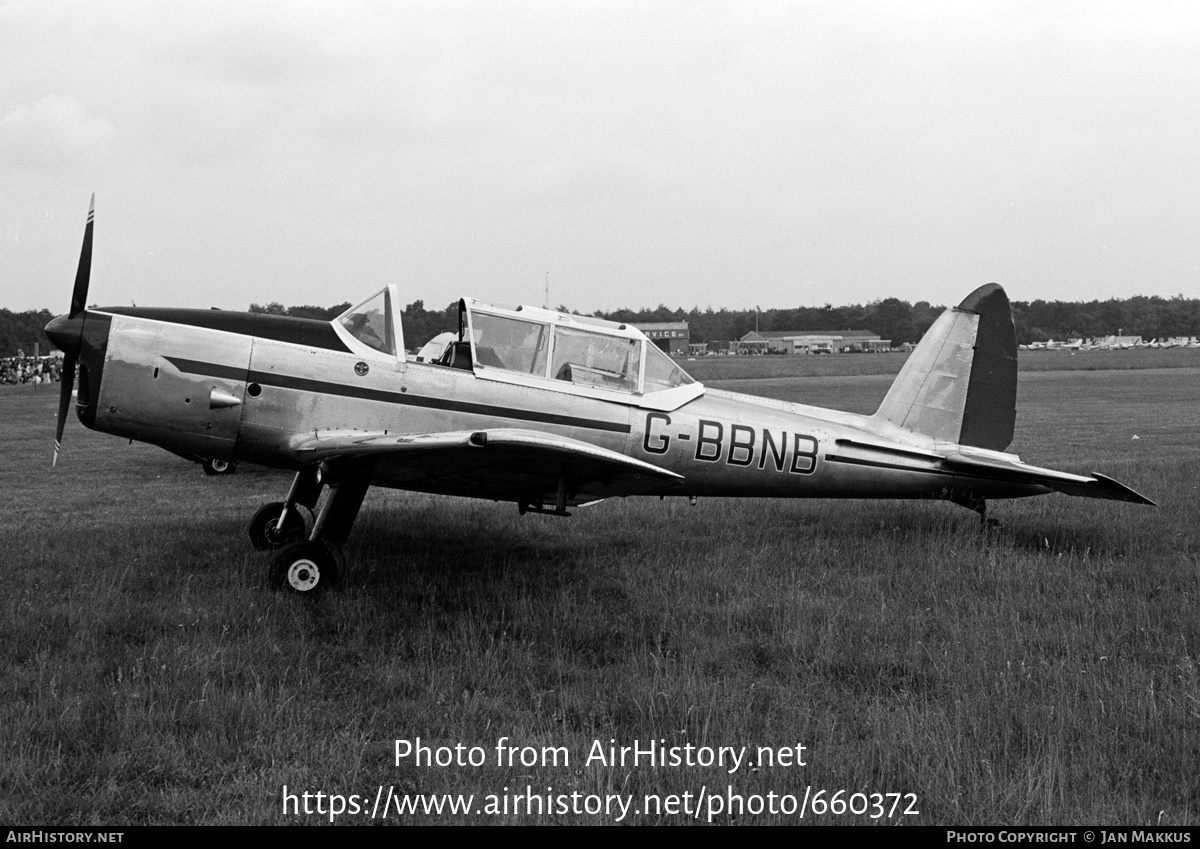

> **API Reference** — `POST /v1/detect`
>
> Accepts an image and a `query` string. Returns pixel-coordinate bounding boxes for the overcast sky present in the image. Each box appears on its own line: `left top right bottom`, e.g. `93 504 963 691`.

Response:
3 1 1198 316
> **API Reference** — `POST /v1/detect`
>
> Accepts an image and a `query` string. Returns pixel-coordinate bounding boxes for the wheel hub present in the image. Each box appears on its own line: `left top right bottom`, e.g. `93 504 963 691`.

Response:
286 559 320 591
265 520 287 544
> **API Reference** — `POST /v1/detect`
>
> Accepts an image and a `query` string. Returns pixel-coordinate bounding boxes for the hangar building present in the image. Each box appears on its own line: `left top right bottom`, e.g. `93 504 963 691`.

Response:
738 329 889 354
634 321 690 356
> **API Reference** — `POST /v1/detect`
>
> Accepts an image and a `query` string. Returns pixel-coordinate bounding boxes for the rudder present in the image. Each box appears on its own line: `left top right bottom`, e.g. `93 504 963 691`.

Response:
873 283 1017 450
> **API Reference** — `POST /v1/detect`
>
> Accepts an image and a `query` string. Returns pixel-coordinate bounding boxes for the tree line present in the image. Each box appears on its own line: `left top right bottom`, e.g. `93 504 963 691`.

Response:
0 309 56 358
4 294 1198 357
383 294 1200 348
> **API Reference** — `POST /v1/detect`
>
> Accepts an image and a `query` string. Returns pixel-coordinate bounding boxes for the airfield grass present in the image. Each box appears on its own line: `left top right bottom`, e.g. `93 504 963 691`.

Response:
1 355 1197 825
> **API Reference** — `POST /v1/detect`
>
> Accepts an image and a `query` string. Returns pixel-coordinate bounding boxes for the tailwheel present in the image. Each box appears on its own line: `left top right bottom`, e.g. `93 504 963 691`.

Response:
270 541 341 594
248 501 310 550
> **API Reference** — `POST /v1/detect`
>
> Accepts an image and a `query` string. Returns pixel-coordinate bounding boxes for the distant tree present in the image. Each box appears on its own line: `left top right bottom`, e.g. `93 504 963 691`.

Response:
0 308 57 357
289 303 350 321
249 301 349 321
911 301 940 338
868 298 918 345
399 300 460 349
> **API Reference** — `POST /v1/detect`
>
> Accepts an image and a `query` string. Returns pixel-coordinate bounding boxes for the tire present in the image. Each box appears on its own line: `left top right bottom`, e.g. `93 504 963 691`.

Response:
248 501 308 550
269 541 340 593
202 458 237 476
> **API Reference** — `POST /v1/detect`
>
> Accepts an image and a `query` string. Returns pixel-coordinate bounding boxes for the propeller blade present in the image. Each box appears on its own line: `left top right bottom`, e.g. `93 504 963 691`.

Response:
52 196 94 466
53 353 78 467
69 194 95 319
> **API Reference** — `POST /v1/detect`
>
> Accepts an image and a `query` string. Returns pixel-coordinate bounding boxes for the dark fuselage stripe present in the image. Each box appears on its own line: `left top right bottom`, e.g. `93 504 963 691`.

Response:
164 356 632 434
167 357 247 382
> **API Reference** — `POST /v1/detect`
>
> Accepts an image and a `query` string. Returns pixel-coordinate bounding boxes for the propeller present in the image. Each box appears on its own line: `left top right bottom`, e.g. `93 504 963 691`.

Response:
47 194 94 466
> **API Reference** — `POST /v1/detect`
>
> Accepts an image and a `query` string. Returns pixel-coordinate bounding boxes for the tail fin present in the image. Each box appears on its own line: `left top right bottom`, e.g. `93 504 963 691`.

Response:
873 283 1017 450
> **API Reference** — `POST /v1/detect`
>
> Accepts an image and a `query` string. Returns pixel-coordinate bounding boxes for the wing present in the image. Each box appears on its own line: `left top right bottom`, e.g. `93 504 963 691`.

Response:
288 427 683 509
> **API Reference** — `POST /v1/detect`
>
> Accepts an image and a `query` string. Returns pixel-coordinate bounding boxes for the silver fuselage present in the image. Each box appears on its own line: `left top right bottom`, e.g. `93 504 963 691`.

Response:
76 309 1047 503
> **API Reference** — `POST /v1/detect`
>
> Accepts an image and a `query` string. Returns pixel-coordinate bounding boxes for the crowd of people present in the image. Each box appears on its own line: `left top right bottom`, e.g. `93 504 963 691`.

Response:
1 356 63 385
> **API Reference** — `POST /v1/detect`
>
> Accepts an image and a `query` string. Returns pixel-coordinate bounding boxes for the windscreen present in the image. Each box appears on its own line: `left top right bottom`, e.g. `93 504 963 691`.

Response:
338 290 394 355
643 342 695 392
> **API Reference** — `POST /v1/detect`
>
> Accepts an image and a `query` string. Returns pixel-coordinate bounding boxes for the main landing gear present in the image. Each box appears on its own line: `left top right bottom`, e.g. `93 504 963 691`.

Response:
248 467 369 594
248 501 309 549
269 541 340 593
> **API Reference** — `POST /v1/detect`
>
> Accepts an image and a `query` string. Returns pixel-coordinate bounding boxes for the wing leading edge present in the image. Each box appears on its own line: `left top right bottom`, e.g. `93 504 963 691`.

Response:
288 427 683 507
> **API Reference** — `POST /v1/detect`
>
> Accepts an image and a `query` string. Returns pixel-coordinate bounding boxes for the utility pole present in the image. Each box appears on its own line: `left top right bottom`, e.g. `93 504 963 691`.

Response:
545 271 550 310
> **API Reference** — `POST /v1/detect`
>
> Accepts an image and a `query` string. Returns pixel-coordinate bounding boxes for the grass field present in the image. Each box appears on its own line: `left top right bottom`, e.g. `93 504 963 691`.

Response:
1 355 1197 825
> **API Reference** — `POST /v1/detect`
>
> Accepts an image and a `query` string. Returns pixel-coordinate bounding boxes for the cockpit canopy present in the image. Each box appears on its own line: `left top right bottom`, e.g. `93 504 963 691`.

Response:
462 299 698 406
333 288 702 411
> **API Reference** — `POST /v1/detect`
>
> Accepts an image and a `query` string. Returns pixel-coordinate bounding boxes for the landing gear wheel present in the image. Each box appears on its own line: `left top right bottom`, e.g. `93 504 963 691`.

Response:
248 501 309 550
202 458 237 476
270 541 340 593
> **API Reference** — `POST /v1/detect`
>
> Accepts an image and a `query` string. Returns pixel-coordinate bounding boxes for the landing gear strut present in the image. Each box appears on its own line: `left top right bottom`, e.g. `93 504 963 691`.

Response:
251 467 369 594
946 491 998 528
248 467 322 551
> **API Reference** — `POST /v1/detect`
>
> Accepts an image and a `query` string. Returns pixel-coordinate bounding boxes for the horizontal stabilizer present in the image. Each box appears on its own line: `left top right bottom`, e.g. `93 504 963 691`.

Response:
943 452 1155 505
834 437 1154 506
1045 472 1157 505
